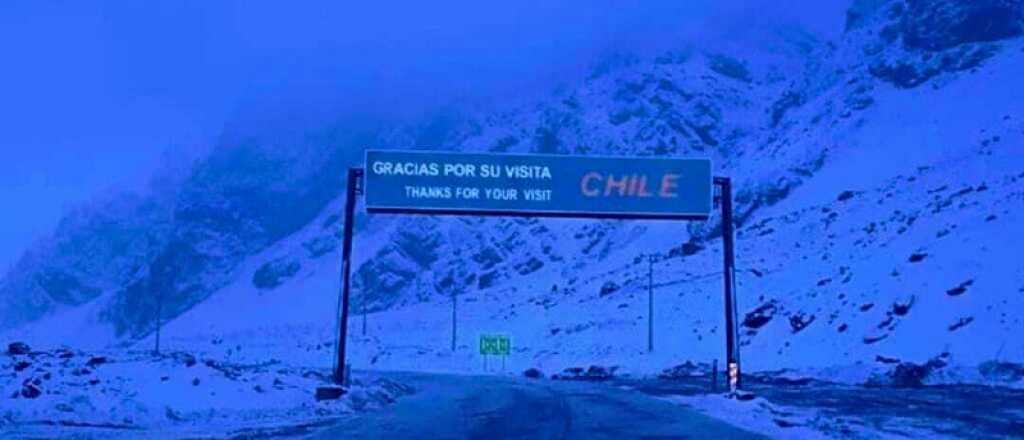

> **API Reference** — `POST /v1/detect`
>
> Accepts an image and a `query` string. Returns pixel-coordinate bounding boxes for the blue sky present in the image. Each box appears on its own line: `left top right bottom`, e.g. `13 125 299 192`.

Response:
0 0 845 270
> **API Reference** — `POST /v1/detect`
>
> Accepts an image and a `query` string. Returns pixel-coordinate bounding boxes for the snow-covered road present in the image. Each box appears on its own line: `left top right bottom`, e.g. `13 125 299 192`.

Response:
307 371 766 439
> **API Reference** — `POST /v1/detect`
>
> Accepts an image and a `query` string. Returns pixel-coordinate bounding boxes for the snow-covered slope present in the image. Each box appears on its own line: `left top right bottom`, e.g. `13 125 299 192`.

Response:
3 0 1023 384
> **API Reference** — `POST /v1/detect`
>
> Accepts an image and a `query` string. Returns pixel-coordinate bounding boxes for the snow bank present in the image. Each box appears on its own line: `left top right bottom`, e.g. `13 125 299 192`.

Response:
0 345 413 438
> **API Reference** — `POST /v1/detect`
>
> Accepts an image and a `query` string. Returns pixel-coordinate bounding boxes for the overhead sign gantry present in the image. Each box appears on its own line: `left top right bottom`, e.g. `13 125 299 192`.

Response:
332 150 742 391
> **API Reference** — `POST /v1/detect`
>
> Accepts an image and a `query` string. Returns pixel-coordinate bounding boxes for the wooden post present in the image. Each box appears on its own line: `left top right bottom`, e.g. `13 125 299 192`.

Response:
712 359 718 392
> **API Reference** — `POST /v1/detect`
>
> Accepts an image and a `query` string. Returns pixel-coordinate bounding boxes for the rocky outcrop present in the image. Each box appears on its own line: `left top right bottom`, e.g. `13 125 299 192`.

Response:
252 258 302 290
860 0 1022 88
902 0 1023 51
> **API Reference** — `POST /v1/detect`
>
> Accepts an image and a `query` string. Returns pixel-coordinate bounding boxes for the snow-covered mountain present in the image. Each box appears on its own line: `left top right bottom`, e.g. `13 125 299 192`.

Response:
2 0 1022 382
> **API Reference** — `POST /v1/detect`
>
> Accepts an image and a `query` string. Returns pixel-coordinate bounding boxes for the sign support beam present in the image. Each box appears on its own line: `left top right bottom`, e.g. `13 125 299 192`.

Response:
333 167 363 385
715 176 741 391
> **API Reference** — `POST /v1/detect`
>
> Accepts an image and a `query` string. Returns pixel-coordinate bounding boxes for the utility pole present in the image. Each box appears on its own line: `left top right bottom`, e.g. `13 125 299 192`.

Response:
154 285 163 355
150 256 167 356
451 287 458 352
648 254 654 353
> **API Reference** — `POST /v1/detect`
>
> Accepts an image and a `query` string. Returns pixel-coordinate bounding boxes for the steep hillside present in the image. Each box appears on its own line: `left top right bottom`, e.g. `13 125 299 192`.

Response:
3 0 1022 383
0 131 376 340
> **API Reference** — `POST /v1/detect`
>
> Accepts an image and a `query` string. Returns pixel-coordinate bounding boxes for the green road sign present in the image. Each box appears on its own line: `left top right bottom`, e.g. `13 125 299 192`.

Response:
479 334 511 356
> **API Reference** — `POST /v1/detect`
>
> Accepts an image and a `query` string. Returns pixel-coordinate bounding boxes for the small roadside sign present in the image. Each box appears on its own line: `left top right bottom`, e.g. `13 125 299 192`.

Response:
479 334 511 356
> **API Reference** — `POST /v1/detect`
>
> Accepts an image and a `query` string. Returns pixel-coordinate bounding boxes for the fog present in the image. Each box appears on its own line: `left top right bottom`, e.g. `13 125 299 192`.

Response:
0 0 848 269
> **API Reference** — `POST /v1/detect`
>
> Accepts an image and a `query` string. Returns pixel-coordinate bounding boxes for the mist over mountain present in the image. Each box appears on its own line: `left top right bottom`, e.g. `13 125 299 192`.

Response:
2 0 721 270
0 0 844 331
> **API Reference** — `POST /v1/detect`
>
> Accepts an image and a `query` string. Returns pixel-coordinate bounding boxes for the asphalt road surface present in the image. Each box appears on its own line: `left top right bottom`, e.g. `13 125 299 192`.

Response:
307 371 766 440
